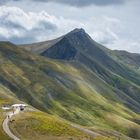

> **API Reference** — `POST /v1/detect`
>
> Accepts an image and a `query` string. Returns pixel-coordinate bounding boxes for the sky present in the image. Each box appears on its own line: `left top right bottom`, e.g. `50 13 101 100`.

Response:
0 0 140 53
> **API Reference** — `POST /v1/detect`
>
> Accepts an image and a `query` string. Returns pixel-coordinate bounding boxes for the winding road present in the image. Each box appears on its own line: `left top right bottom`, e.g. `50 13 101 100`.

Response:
2 107 99 140
2 108 20 140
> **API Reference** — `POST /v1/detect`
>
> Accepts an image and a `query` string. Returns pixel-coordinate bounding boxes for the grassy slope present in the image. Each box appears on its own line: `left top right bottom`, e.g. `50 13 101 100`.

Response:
10 111 113 140
0 42 108 140
0 109 11 140
0 83 110 140
27 29 140 113
0 84 17 140
0 87 104 140
1 42 140 139
8 110 136 140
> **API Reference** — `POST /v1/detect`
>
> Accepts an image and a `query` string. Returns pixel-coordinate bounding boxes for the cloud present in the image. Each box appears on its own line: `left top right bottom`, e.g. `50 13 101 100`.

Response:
0 6 131 49
0 6 83 44
87 16 140 53
84 16 121 44
0 0 13 5
39 0 125 6
0 6 123 49
106 39 140 53
0 0 125 7
0 5 139 53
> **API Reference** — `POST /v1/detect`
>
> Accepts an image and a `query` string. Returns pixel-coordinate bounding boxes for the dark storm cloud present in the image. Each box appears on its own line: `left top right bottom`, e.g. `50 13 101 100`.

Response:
0 0 125 6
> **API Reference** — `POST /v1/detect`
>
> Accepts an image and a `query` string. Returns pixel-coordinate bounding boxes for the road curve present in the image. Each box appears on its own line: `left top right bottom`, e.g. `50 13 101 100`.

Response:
3 107 98 140
71 124 100 138
2 109 20 140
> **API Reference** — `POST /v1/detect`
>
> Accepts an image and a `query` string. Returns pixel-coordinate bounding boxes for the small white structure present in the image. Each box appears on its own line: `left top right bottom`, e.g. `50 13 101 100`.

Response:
2 104 27 111
12 104 27 108
2 106 11 110
12 104 27 111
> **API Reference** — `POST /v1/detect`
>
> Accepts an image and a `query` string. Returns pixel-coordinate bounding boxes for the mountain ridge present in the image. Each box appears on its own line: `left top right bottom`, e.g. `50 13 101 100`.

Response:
19 29 140 114
1 29 140 139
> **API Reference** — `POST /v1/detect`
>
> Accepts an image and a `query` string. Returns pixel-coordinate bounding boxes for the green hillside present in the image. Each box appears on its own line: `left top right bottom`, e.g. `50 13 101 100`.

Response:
0 86 98 140
0 83 19 140
21 29 140 113
0 42 140 138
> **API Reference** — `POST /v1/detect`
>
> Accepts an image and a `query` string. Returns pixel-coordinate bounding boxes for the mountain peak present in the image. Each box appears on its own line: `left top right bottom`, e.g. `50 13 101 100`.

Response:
65 28 89 42
71 28 85 33
67 28 86 36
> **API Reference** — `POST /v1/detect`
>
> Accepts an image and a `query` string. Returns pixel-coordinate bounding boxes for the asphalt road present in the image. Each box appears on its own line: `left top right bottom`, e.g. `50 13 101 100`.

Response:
71 124 100 138
2 108 20 140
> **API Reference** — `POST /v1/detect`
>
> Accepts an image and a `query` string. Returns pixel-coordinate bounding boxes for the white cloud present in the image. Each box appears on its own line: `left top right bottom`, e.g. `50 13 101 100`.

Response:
0 5 139 53
81 16 140 53
107 40 140 53
83 16 121 45
0 6 83 44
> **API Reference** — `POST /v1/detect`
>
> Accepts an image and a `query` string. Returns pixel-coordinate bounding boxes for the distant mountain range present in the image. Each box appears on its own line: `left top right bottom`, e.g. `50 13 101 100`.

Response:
1 28 140 139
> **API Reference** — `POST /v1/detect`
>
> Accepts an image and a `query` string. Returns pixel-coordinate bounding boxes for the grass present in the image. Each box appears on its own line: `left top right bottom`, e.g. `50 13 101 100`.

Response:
11 110 130 140
0 83 21 140
1 42 140 139
0 96 12 140
0 108 12 140
9 111 96 140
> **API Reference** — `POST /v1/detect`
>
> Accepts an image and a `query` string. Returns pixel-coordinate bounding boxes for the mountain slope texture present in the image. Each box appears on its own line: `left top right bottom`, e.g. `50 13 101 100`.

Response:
1 29 140 139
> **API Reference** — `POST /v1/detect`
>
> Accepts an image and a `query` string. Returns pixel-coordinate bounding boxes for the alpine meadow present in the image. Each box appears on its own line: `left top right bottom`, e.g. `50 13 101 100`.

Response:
0 0 140 140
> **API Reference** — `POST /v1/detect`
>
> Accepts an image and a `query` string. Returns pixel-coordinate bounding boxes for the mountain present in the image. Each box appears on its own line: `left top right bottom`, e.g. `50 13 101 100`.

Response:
112 50 140 68
1 29 140 139
21 28 140 113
